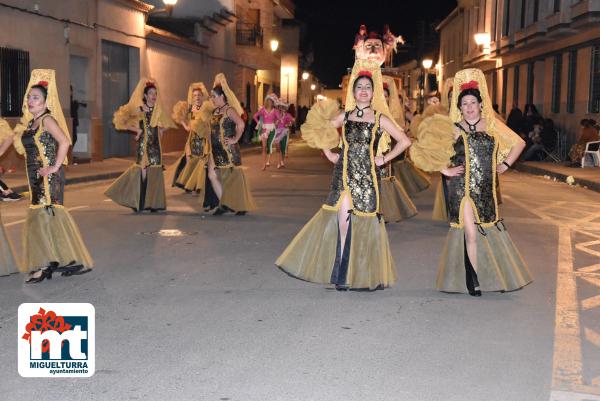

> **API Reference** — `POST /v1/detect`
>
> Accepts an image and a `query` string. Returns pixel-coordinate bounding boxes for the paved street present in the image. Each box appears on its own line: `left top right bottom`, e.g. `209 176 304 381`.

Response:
1 141 599 401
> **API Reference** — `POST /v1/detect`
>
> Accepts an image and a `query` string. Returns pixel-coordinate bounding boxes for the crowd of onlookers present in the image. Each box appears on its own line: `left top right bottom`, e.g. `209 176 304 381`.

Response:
568 118 600 166
505 103 599 166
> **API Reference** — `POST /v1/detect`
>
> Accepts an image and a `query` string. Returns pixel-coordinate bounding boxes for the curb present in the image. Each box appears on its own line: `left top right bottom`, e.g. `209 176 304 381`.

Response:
514 163 600 193
11 145 263 195
12 171 125 195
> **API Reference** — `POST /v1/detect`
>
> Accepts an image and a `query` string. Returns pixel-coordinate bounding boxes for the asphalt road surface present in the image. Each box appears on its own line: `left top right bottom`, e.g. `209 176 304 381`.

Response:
1 142 599 401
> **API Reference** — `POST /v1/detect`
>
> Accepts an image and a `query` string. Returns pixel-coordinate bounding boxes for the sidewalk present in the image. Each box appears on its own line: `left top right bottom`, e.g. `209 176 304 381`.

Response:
514 161 600 193
2 146 263 194
2 147 597 195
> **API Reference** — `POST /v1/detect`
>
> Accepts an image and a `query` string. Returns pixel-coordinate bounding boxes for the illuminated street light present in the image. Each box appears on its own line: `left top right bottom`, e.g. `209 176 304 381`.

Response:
149 0 177 15
422 58 433 69
302 72 310 80
474 33 491 55
310 84 316 90
270 39 279 52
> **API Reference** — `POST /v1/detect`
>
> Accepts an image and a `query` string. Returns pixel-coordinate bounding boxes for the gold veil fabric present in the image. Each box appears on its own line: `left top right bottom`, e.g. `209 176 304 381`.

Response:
345 60 398 156
411 68 523 171
450 68 522 163
0 118 12 142
20 69 70 142
172 82 211 126
383 76 404 127
213 73 243 116
441 77 454 110
188 82 209 104
116 78 175 129
12 69 70 161
450 69 496 133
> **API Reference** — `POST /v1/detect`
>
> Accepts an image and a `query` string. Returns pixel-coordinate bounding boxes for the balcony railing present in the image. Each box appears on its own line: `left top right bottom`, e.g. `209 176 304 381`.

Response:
236 23 263 48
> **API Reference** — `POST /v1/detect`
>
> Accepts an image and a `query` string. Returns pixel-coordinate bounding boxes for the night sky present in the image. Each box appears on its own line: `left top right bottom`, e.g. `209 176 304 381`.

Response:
295 0 457 87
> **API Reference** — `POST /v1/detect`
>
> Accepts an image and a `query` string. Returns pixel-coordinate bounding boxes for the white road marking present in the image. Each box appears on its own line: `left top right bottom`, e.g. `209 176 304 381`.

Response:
550 390 600 400
552 226 583 390
504 195 600 398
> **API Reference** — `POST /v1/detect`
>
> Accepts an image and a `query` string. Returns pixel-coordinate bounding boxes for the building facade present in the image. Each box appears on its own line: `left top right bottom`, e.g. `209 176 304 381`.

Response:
437 0 600 146
0 0 299 163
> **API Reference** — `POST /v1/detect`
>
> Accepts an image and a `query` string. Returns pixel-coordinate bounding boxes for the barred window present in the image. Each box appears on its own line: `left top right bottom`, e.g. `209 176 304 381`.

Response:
533 0 540 22
0 47 30 117
503 0 511 36
567 50 577 113
526 62 534 104
589 45 600 113
551 54 562 113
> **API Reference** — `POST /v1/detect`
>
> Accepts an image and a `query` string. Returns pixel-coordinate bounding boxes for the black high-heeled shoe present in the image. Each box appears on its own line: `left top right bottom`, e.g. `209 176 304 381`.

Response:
25 268 52 284
56 261 85 277
465 250 482 297
213 205 234 216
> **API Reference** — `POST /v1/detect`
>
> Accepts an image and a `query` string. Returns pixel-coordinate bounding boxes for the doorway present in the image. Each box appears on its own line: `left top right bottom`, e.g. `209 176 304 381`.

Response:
101 40 139 158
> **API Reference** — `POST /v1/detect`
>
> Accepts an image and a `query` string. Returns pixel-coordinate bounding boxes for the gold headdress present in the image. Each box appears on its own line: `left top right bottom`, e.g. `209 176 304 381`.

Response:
440 77 454 110
187 82 209 104
345 59 397 155
383 76 404 127
450 68 523 163
114 78 175 130
19 69 70 144
213 73 243 116
173 82 212 126
449 69 495 133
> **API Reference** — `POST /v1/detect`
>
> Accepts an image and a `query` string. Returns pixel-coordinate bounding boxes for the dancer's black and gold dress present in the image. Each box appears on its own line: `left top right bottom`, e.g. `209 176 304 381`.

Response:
106 79 175 212
411 69 531 293
16 116 93 273
378 76 417 223
210 110 256 212
172 83 213 193
277 101 396 290
0 118 19 276
392 154 430 195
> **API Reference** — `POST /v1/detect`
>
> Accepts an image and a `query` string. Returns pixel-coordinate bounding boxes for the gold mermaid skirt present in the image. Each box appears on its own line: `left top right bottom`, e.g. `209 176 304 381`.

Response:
276 207 397 290
379 176 417 222
171 154 187 188
219 167 257 212
0 214 18 276
22 206 93 273
432 177 449 222
436 225 532 293
182 157 208 194
105 164 166 211
393 160 431 194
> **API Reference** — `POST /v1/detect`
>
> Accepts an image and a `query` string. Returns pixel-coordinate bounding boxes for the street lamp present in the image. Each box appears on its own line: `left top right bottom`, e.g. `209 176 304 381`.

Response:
474 33 491 55
419 58 433 113
270 39 279 52
302 72 310 80
310 84 316 91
